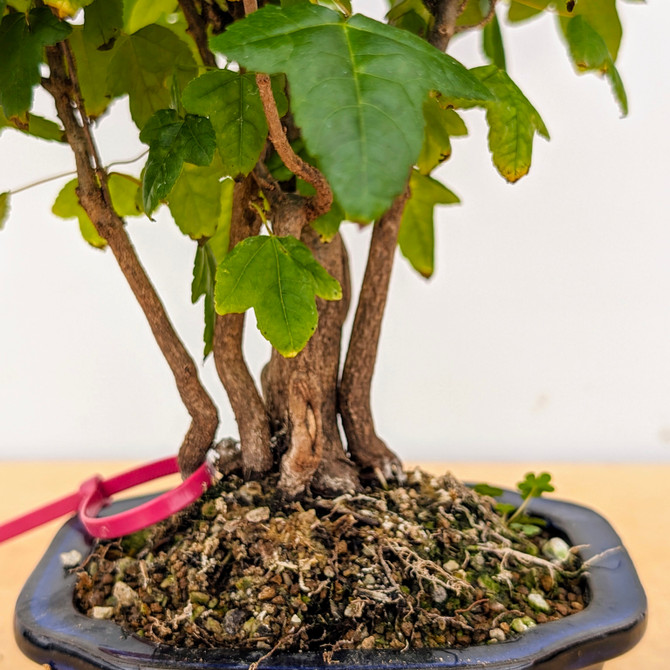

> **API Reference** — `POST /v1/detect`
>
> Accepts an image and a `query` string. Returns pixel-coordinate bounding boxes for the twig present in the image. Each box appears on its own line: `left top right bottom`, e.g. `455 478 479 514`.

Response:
178 0 217 67
454 0 498 34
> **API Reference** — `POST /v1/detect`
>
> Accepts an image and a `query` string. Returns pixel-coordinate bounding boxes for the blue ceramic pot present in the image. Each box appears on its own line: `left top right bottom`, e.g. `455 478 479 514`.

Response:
14 490 646 670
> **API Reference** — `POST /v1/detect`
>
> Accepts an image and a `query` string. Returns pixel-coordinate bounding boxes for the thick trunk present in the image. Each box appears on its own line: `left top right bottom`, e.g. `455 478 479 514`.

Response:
262 228 358 498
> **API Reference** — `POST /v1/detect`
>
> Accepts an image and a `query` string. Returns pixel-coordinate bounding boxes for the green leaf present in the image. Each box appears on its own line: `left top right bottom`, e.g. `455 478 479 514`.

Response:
107 25 198 129
507 0 550 23
563 15 628 115
68 26 117 119
563 0 622 61
472 65 549 183
182 70 270 178
84 0 123 50
517 472 555 500
0 191 9 230
510 522 542 537
473 483 504 497
297 178 345 241
192 243 218 358
52 173 143 247
211 4 491 222
215 235 342 357
0 8 72 117
386 0 432 37
495 502 516 517
140 109 216 214
123 0 178 35
209 178 234 262
482 12 506 71
398 170 459 278
418 95 467 174
0 107 65 142
167 156 231 240
44 0 94 19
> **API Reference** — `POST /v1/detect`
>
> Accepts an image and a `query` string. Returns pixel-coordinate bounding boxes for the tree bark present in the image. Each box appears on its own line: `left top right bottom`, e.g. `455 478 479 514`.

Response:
44 45 218 476
262 228 358 498
339 190 410 481
212 177 273 478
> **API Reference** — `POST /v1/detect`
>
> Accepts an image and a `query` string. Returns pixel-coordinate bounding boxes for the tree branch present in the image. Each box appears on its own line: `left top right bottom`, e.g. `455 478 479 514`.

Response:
44 44 218 476
428 0 468 51
178 0 217 67
339 189 410 480
454 0 498 34
213 177 273 478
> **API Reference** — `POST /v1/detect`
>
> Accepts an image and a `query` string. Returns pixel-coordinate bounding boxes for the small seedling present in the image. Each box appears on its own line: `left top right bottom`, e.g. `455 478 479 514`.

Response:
473 472 555 536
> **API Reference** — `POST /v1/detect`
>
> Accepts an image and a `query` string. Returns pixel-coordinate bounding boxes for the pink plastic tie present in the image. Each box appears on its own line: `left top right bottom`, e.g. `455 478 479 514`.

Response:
0 456 215 544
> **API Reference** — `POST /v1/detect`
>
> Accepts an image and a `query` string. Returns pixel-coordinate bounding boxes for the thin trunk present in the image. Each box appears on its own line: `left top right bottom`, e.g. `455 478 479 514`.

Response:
213 178 273 478
339 190 410 481
44 45 218 476
428 0 468 51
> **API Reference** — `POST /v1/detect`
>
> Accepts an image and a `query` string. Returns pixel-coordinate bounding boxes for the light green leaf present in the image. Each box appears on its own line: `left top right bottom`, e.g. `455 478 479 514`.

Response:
124 0 177 35
297 178 345 241
68 26 117 119
211 4 491 222
182 70 270 178
483 12 506 71
52 173 143 248
0 8 72 117
0 191 9 230
418 95 468 175
472 65 549 183
0 107 65 142
398 170 459 278
84 0 123 49
107 25 198 129
140 109 216 214
167 156 231 240
43 0 94 19
563 15 628 115
215 235 342 357
191 243 218 358
209 178 234 262
507 0 549 23
386 0 431 37
563 0 622 61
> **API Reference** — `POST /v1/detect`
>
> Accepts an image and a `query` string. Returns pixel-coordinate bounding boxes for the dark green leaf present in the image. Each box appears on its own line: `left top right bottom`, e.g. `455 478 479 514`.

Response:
473 483 504 497
0 191 9 230
398 170 459 278
182 70 270 178
140 109 216 214
418 95 468 175
192 243 218 357
123 0 178 35
211 4 491 221
107 25 197 129
0 8 72 117
215 235 342 357
563 15 627 115
483 12 506 70
517 472 555 500
507 0 549 23
167 156 232 240
472 65 549 183
84 0 123 49
386 0 431 37
68 26 117 119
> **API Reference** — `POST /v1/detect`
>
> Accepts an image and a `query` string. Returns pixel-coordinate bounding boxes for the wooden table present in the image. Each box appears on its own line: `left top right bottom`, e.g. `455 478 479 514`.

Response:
0 462 667 668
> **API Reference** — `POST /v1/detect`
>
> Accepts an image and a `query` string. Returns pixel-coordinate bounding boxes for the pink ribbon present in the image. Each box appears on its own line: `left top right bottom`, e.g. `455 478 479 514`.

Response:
0 456 215 543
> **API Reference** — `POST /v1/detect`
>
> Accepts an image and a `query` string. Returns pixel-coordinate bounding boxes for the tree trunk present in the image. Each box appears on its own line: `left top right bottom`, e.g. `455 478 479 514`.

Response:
262 228 358 498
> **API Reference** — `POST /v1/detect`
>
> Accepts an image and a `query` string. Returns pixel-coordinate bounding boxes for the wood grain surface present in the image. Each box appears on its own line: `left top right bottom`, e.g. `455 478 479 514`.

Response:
0 462 666 668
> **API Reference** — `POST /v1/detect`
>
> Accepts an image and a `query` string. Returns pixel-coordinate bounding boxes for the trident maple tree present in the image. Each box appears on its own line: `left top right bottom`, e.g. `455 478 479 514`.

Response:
0 0 629 498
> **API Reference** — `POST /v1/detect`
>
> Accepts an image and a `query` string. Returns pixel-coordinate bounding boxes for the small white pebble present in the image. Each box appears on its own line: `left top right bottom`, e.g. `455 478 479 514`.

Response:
59 549 82 569
489 627 506 642
91 606 114 620
542 537 571 563
113 581 138 607
245 507 270 523
290 614 301 626
432 584 447 604
443 560 460 572
511 616 537 633
528 592 552 613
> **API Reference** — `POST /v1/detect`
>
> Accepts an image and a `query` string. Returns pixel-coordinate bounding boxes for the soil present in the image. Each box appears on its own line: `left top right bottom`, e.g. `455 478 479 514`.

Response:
73 468 588 661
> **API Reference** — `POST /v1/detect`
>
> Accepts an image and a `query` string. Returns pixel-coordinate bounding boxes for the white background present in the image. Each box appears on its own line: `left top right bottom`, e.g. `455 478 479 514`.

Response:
1 1 669 464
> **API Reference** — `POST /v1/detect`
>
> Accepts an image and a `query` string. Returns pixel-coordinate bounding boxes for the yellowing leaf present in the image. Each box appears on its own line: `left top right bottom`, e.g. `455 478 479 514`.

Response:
398 170 459 278
0 191 9 230
472 65 549 183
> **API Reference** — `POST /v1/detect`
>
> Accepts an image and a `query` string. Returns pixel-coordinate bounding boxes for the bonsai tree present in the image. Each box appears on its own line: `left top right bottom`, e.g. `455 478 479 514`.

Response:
0 0 631 500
